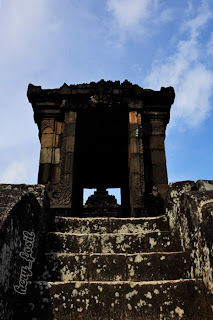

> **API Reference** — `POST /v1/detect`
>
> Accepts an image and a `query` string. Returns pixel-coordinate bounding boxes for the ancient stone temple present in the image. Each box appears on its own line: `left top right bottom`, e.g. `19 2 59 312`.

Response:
1 80 213 320
27 80 175 217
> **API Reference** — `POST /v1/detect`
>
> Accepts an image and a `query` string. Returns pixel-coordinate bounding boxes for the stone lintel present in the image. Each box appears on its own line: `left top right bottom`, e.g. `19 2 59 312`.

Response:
28 82 175 122
28 82 174 100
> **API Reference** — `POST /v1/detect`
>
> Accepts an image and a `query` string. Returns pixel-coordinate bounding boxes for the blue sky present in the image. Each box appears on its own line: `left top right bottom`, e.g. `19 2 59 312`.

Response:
0 0 213 203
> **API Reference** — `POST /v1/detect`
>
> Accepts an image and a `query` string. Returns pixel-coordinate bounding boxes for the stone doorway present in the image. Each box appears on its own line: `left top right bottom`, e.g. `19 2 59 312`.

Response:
71 108 130 217
27 80 175 217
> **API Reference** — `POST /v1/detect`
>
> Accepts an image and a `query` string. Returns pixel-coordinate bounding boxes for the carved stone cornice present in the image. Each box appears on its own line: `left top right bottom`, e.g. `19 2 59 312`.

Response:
27 81 175 124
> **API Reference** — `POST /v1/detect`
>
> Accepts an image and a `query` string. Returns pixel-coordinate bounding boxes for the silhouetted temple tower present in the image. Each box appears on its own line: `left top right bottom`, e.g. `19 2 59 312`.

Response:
28 80 175 217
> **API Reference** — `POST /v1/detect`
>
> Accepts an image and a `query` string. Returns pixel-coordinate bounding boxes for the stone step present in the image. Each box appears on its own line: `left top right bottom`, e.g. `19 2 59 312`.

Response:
53 215 169 234
46 231 180 254
39 251 192 282
18 279 212 320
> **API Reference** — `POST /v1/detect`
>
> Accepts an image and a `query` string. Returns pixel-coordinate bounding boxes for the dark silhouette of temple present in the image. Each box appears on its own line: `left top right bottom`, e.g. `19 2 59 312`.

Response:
27 80 175 218
0 80 213 319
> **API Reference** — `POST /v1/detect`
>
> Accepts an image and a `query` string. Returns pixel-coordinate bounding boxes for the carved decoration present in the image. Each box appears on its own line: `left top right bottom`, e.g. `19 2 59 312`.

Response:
128 99 143 110
133 188 143 206
60 99 71 110
89 94 113 108
47 182 71 207
138 116 146 195
41 119 54 133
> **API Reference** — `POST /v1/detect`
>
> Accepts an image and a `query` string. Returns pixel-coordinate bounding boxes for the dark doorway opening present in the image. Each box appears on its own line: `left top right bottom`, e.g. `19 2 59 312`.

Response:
72 108 130 217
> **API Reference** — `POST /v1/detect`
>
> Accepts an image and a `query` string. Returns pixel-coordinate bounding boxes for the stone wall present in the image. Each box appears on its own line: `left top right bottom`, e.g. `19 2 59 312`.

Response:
0 184 48 320
166 180 213 302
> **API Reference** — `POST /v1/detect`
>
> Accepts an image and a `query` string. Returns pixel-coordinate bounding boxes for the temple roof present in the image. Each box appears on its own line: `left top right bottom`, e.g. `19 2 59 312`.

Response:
27 79 175 105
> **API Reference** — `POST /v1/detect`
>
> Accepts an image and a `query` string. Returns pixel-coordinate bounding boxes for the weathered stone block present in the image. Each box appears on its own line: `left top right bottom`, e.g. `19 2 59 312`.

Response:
40 148 52 164
89 282 125 320
150 119 165 135
40 253 89 281
65 111 77 124
53 217 109 234
181 191 213 229
52 165 61 184
64 123 76 137
46 233 102 254
63 173 72 184
123 280 210 320
128 137 139 154
129 154 141 174
65 136 75 152
130 173 141 187
56 122 62 134
158 183 168 197
196 180 213 191
64 152 74 173
128 124 138 138
109 216 168 234
149 136 165 149
24 279 212 320
126 251 191 281
46 231 178 254
38 163 51 184
166 180 196 239
41 134 54 148
41 119 54 134
89 253 126 281
53 216 169 234
129 111 138 124
54 134 60 147
42 126 54 134
53 148 60 164
151 150 166 164
152 164 168 184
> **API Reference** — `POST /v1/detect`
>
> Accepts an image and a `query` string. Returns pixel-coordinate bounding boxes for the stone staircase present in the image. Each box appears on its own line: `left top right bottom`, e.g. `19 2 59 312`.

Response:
18 214 212 319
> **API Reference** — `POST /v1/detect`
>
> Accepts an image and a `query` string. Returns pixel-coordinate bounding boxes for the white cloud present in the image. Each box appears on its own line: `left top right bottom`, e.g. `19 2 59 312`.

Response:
105 0 176 49
106 0 158 30
144 1 213 129
0 161 29 183
184 0 212 39
145 39 198 89
175 64 213 127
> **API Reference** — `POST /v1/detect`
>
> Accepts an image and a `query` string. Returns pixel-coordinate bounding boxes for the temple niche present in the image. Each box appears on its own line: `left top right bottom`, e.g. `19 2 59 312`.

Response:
27 80 175 218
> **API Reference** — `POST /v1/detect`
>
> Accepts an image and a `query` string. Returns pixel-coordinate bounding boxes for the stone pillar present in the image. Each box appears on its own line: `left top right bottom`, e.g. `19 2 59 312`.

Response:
55 110 77 209
62 111 76 183
148 118 168 202
128 111 145 217
38 118 62 185
38 111 77 210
